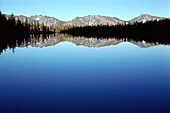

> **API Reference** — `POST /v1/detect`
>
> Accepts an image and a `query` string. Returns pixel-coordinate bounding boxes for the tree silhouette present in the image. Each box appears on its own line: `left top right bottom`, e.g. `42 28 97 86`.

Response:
0 11 56 54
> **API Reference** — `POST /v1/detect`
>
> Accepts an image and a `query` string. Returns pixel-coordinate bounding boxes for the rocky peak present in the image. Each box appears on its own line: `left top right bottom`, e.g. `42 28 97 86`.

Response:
130 14 163 23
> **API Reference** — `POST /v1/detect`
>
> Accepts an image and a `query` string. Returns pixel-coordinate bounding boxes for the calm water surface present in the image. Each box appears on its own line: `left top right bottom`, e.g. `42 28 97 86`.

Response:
0 40 170 113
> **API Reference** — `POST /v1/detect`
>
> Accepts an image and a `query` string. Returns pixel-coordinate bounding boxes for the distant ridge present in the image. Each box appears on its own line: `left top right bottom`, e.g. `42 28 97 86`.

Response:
4 13 165 26
129 14 164 23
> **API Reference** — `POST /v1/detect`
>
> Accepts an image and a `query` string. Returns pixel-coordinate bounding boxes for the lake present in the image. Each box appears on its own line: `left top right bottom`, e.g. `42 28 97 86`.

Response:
0 37 170 113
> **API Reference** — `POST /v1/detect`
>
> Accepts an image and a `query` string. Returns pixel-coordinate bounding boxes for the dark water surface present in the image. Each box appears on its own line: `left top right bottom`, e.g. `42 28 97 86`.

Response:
0 39 170 113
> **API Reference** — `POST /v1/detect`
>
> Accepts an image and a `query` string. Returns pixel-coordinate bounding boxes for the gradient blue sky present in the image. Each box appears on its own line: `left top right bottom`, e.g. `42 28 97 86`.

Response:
0 0 169 20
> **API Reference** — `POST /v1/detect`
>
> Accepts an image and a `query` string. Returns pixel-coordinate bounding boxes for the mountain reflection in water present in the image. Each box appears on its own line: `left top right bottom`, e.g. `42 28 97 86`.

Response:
0 34 168 55
1 34 170 113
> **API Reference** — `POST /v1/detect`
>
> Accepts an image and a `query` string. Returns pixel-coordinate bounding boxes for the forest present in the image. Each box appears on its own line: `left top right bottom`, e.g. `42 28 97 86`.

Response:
0 12 56 54
60 19 170 44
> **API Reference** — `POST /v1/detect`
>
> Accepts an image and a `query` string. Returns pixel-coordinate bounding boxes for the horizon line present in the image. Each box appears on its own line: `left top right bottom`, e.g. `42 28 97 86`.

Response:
1 11 168 21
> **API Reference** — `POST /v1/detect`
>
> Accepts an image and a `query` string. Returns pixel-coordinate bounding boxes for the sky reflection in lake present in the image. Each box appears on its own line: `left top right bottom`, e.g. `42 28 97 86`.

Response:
0 41 170 113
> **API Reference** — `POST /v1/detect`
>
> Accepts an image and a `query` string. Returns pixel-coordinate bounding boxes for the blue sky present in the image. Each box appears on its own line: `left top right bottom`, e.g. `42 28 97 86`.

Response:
0 0 169 20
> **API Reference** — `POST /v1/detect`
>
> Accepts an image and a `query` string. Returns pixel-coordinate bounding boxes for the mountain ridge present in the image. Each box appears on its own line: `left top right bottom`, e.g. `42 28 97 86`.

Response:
4 13 165 26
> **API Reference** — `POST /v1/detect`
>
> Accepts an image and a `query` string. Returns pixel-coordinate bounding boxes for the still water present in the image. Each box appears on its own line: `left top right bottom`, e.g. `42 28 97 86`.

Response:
0 37 170 113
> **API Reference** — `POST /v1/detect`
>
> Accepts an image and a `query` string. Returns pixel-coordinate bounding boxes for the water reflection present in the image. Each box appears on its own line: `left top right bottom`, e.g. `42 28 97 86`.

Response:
1 34 169 55
0 34 170 113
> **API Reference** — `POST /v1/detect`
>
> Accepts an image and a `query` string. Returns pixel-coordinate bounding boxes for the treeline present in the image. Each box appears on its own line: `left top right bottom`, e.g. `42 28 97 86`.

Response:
0 12 30 54
29 23 56 34
60 19 170 44
0 11 56 36
0 11 55 54
50 25 86 32
0 12 30 39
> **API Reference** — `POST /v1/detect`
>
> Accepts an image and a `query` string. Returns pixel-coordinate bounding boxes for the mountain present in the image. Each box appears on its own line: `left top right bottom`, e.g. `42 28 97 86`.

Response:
4 14 165 26
129 14 164 23
5 14 64 26
65 15 124 25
